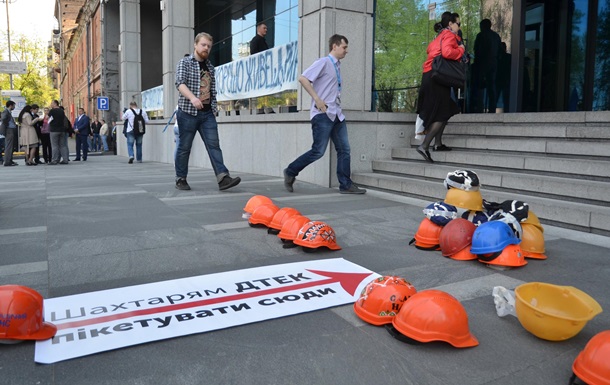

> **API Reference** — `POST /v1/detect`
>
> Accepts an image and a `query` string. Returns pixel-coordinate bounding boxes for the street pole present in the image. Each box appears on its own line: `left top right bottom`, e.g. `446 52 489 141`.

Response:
2 0 16 89
101 0 106 122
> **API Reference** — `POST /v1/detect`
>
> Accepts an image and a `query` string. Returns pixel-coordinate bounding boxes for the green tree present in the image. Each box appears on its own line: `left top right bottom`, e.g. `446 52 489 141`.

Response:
375 0 429 112
0 32 59 106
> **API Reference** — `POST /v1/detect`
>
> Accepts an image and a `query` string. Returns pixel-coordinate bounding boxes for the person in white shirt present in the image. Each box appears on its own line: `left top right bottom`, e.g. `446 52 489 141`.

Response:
122 101 149 163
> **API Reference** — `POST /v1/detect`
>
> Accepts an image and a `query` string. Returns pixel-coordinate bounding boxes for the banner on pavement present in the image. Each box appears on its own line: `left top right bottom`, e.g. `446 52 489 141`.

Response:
35 258 377 364
215 41 299 101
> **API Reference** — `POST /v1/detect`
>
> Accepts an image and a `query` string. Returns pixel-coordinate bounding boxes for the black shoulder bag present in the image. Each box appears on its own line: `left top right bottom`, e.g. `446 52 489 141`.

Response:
430 35 466 88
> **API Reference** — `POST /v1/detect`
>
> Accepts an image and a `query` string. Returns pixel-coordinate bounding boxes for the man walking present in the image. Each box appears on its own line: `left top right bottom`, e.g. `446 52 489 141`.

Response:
122 101 149 163
174 32 241 191
283 34 366 194
1 101 18 166
73 107 91 161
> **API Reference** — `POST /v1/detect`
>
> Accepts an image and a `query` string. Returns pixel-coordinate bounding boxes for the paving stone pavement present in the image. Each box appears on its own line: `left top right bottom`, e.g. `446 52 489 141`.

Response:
1 155 609 385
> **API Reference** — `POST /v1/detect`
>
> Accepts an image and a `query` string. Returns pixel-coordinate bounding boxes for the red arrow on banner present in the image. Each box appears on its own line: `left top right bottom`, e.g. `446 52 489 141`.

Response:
54 270 374 330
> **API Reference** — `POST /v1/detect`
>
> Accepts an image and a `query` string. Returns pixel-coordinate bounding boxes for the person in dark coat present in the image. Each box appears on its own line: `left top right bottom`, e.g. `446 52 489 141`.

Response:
249 22 269 55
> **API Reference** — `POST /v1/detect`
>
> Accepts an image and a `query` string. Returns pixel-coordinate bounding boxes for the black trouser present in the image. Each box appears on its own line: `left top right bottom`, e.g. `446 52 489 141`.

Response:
75 134 89 160
41 133 52 162
3 128 16 165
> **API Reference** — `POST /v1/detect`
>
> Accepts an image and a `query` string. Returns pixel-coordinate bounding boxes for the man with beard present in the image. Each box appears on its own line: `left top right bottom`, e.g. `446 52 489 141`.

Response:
174 32 241 191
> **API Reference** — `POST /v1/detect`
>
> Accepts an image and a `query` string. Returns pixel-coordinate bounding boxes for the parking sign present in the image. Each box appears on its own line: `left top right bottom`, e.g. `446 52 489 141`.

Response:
97 96 109 111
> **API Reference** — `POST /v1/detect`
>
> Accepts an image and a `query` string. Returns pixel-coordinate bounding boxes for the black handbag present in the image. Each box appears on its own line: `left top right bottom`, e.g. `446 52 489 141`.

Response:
430 36 466 88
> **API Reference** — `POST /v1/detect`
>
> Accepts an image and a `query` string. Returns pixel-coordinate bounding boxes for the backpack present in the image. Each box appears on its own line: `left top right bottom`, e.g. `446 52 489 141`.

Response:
64 116 74 136
130 108 146 135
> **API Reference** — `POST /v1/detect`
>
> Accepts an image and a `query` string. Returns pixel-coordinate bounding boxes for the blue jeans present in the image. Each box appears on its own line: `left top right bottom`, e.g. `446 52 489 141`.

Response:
92 133 101 151
126 132 143 161
175 109 228 181
100 134 109 151
286 114 353 191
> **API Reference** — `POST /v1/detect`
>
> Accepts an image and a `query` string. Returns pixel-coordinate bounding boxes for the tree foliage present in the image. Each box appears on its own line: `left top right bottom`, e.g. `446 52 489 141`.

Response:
0 32 59 106
374 0 429 108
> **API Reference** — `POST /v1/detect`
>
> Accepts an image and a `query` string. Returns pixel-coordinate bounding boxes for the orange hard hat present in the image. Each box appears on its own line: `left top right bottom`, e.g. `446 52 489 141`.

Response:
353 276 417 326
0 285 57 342
520 223 547 260
571 330 610 385
277 215 311 242
391 290 478 348
478 244 528 268
248 204 280 227
267 207 301 234
439 218 477 260
409 218 443 250
242 195 274 219
293 221 341 251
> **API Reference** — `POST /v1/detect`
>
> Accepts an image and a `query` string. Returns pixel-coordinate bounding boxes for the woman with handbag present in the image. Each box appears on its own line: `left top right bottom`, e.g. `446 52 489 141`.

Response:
416 12 464 163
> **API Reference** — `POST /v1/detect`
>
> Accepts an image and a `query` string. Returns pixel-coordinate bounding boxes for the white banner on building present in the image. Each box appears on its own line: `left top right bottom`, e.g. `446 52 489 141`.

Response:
141 85 163 112
35 258 377 364
215 41 299 101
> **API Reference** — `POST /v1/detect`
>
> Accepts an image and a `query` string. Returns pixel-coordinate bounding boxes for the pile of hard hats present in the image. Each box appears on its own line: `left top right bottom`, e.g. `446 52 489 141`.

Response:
242 195 341 252
410 169 548 269
353 276 479 348
0 285 57 344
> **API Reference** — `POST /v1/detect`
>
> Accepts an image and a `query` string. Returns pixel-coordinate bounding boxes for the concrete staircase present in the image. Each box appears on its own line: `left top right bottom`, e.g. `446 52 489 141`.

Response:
352 112 610 235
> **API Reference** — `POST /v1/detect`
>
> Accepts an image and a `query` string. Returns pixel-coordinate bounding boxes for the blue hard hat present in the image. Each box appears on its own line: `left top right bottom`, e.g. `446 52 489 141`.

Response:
470 220 521 255
423 201 458 226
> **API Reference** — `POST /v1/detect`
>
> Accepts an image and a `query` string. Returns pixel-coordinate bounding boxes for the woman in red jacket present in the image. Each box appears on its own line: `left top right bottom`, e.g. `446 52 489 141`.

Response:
416 12 464 163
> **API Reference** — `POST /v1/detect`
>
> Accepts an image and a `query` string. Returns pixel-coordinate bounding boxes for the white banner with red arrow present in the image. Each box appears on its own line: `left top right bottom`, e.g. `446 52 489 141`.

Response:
35 258 378 364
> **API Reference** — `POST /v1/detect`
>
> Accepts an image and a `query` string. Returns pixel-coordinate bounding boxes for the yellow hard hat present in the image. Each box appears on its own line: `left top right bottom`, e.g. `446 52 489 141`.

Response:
522 210 544 233
520 223 547 259
444 188 483 211
515 282 602 341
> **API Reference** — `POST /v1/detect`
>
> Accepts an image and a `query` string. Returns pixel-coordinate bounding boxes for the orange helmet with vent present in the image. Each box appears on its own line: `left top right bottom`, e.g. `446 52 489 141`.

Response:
267 207 301 234
391 290 479 348
242 195 274 219
293 221 341 251
409 218 443 250
0 285 57 342
353 276 417 326
248 204 280 227
477 244 528 268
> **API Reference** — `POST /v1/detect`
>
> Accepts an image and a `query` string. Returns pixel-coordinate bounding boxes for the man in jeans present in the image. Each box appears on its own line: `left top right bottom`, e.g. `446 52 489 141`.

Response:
48 100 69 164
174 32 240 191
122 102 149 163
283 34 366 194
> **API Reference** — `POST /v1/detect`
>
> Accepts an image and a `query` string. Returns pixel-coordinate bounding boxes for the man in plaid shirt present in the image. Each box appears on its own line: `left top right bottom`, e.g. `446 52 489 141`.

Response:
174 32 241 191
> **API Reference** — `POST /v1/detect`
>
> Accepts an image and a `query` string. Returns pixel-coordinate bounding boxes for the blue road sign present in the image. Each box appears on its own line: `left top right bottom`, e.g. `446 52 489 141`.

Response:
97 96 109 111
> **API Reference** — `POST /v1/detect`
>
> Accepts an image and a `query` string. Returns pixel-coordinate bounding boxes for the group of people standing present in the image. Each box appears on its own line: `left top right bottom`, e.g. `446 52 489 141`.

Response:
1 100 111 166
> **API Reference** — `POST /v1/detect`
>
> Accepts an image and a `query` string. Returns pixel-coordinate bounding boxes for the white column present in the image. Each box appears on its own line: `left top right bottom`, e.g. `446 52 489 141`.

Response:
162 0 194 116
119 0 142 108
298 0 374 112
